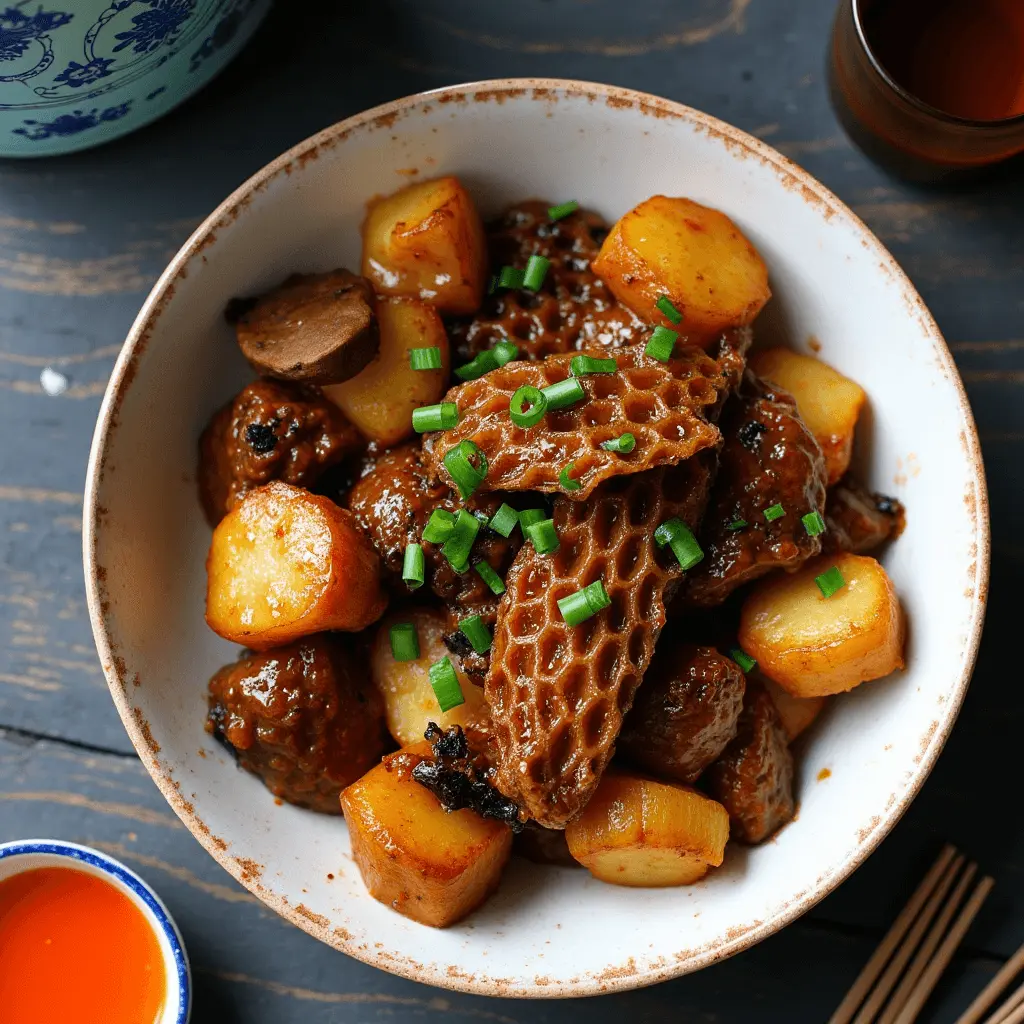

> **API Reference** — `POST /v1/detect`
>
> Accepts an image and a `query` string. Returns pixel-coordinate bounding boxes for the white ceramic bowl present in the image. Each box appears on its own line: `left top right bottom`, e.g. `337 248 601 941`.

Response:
84 79 989 997
0 840 190 1021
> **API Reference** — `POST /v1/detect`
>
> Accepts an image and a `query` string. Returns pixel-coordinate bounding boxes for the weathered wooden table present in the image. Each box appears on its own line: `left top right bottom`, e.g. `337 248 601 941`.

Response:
1 2 1020 1020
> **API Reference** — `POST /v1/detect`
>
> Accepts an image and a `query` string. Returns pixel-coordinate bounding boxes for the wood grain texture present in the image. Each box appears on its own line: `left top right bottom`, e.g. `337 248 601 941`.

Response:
0 0 1020 1018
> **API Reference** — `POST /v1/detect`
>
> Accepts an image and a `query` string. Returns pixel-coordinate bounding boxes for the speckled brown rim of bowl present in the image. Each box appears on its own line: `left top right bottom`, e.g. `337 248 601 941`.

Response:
84 77 990 998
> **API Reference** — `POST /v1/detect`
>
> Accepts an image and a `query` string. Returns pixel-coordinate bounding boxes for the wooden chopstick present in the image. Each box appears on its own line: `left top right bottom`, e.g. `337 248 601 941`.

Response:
891 874 995 1024
852 854 967 1024
985 982 1024 1024
956 939 1024 1024
988 989 1024 1024
878 862 979 1023
829 845 958 1024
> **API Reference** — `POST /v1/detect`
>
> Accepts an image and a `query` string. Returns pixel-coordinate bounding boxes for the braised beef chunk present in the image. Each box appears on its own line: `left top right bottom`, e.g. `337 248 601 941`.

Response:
449 201 644 362
682 373 828 608
197 378 363 525
705 682 794 843
618 644 746 784
206 635 387 814
346 442 521 611
231 270 379 385
411 724 523 831
822 476 906 555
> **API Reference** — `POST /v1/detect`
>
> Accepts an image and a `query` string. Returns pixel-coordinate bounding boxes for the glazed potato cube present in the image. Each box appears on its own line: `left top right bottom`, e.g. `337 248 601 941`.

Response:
739 553 905 698
323 298 449 446
362 176 487 314
764 677 827 742
592 196 770 345
206 482 386 649
369 608 491 746
750 348 866 484
341 743 512 927
565 772 729 887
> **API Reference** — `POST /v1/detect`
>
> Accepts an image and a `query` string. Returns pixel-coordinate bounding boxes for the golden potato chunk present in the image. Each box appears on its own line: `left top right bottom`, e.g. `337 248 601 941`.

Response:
565 773 729 887
369 608 491 747
362 176 487 314
592 196 770 345
206 482 386 649
341 743 512 928
749 348 866 484
323 298 449 446
763 677 827 742
739 552 905 698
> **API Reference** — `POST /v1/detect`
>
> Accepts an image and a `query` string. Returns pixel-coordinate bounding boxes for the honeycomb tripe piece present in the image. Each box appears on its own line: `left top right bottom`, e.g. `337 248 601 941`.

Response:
485 456 714 829
421 343 730 502
449 201 643 362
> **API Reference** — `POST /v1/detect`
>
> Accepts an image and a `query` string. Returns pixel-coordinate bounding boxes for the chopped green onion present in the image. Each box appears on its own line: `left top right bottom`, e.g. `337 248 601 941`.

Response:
422 508 457 544
390 622 420 662
815 565 846 599
802 510 827 537
493 339 519 366
412 402 458 433
488 503 519 538
540 377 586 410
428 656 464 713
570 355 618 376
458 615 492 655
645 325 678 362
548 200 579 221
472 510 491 527
474 560 506 595
441 508 480 572
559 462 581 492
654 517 704 570
454 350 498 381
763 503 785 523
497 266 526 290
558 580 611 626
729 647 756 673
523 254 551 291
601 433 636 454
498 266 525 290
443 439 488 499
726 518 748 531
510 385 548 428
525 518 560 555
518 508 546 531
402 543 425 589
655 295 683 324
409 346 443 371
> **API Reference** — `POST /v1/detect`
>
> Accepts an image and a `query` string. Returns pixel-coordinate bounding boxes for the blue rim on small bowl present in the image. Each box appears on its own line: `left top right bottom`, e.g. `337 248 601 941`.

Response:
0 839 191 1023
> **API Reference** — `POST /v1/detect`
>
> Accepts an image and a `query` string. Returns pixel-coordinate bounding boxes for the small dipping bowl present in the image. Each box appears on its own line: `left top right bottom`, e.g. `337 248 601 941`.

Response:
0 840 190 1024
830 0 1024 178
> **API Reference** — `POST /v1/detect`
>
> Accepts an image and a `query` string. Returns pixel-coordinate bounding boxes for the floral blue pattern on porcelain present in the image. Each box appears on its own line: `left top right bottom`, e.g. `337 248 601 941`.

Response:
0 0 270 157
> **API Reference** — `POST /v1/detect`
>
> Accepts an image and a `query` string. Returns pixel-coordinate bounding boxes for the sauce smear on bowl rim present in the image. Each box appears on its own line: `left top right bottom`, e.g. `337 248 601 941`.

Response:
0 865 166 1024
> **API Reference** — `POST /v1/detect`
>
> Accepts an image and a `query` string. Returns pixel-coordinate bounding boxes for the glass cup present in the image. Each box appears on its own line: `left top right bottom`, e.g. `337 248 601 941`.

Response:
829 0 1024 179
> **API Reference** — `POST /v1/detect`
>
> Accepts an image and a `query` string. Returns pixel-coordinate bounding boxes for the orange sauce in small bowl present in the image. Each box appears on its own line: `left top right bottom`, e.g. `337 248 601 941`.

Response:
0 866 167 1024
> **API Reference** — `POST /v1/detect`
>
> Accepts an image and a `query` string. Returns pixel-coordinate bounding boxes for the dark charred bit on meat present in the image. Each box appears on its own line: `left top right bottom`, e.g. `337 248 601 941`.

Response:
412 723 524 832
442 629 490 684
244 421 278 454
737 420 767 450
